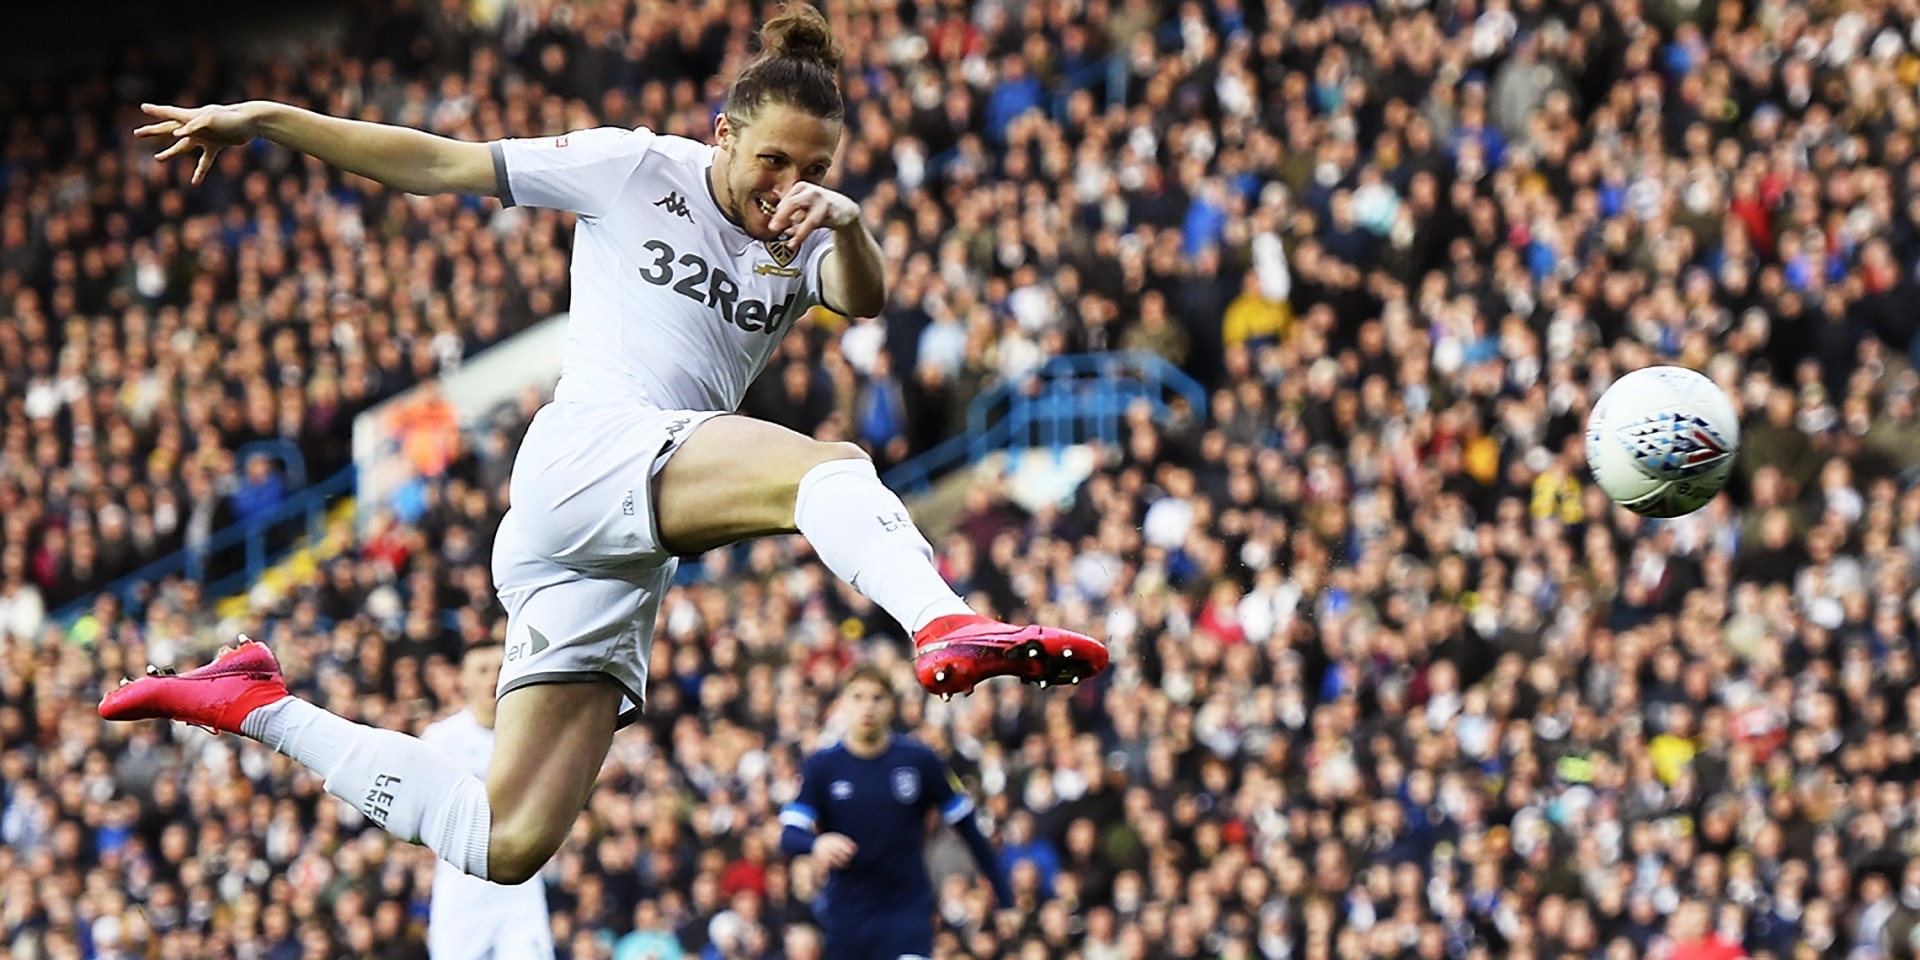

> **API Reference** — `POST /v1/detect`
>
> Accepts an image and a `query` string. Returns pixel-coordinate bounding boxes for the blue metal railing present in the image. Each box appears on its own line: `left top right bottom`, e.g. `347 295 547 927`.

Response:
881 351 1208 496
51 465 357 624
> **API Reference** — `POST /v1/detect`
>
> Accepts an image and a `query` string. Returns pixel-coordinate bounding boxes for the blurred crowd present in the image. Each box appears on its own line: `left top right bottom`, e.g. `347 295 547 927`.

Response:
9 0 1920 959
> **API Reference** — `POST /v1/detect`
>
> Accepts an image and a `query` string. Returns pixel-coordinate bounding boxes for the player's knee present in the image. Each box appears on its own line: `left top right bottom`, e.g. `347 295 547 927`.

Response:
487 820 560 885
808 440 870 468
783 441 871 493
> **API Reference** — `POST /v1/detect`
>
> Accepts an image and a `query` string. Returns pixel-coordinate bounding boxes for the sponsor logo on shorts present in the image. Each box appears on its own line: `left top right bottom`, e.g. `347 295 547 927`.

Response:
623 489 636 516
507 627 552 663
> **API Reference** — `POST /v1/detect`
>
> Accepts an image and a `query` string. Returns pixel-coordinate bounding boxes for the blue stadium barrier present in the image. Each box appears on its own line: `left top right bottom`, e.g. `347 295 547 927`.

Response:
51 465 357 625
881 351 1208 496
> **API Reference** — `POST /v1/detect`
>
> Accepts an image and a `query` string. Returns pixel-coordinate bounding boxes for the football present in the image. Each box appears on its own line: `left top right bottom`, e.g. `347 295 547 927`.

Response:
1584 365 1741 518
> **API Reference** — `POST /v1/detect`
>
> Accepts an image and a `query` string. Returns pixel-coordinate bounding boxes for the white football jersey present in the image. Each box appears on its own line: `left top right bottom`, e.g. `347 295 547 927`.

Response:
490 127 836 412
419 710 552 950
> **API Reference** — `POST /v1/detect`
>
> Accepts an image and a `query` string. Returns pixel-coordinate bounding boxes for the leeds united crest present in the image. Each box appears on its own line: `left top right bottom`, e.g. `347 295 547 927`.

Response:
765 237 798 267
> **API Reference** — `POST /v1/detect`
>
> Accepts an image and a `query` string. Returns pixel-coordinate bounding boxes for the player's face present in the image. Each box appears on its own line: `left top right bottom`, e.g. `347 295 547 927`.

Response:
461 645 505 709
842 678 894 741
715 103 841 241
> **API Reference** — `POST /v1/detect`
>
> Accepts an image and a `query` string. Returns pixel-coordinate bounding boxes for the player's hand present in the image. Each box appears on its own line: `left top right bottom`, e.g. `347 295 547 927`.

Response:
768 182 861 246
136 102 262 185
811 832 858 869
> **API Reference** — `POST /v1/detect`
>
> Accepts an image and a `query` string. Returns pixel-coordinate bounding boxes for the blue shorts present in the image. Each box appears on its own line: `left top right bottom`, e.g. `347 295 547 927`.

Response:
822 912 933 960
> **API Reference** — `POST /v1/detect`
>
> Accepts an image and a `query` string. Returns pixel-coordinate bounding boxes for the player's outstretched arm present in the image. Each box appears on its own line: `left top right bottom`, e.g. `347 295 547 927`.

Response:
137 101 498 198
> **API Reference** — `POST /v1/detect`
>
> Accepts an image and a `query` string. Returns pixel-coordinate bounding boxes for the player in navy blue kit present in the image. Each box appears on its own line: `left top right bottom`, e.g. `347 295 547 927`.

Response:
780 667 1012 960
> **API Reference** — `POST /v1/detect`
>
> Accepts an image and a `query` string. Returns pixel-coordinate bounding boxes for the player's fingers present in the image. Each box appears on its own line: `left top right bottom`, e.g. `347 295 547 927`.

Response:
140 103 196 121
155 138 196 162
777 198 816 239
135 120 181 138
768 195 806 234
192 148 216 185
177 113 214 138
788 204 831 244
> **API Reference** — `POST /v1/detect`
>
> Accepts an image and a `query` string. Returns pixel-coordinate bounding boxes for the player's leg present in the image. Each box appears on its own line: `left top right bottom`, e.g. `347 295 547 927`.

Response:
104 402 673 884
652 415 1108 695
98 644 616 885
481 681 622 882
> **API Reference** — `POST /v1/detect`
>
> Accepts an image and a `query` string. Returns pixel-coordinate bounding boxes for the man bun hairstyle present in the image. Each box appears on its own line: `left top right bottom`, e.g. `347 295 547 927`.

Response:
724 3 845 125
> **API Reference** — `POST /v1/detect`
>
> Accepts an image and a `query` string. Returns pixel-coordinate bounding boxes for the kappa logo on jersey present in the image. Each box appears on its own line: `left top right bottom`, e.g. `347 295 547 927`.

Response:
655 192 693 221
891 767 921 803
1617 412 1733 480
636 238 800 335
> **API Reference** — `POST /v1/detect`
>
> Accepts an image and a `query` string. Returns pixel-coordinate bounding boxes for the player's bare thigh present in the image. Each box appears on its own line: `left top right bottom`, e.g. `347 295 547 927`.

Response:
482 680 623 884
652 414 867 555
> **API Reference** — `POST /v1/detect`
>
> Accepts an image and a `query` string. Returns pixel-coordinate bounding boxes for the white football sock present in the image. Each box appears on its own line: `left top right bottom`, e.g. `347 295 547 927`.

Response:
243 699 492 878
793 458 974 635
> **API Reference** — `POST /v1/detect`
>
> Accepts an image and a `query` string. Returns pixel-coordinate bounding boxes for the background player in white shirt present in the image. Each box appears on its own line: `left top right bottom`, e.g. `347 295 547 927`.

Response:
104 3 1106 893
419 643 554 960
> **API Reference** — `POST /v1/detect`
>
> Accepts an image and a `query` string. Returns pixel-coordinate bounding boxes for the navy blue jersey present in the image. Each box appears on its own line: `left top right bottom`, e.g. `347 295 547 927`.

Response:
780 735 974 914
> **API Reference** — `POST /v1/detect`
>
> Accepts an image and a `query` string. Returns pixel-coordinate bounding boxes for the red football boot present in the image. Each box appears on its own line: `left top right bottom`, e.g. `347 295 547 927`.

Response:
913 614 1108 699
98 637 290 735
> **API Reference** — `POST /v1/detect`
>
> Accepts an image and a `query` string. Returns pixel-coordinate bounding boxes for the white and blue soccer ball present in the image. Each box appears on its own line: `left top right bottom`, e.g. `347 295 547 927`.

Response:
1584 365 1741 518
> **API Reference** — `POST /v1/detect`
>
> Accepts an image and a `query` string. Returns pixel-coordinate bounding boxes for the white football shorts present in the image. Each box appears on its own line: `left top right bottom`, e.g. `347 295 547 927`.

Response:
490 400 723 726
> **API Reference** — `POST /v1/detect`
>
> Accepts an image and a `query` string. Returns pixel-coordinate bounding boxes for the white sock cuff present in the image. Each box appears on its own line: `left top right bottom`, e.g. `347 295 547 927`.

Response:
434 777 494 879
793 456 883 525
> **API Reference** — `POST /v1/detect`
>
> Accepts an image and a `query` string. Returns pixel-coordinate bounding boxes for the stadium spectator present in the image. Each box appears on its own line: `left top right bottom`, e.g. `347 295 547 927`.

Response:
231 452 288 524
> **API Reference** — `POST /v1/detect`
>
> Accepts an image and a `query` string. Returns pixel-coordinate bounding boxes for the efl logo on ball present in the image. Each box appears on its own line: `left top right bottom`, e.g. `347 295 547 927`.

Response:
1617 411 1735 481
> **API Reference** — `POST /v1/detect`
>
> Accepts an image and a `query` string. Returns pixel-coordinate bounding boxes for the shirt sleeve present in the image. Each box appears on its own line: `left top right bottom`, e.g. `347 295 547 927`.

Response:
924 752 975 825
490 126 656 219
801 236 838 311
780 754 828 833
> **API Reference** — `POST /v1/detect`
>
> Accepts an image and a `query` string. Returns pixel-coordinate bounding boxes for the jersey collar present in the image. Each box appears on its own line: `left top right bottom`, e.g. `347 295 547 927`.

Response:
702 153 750 237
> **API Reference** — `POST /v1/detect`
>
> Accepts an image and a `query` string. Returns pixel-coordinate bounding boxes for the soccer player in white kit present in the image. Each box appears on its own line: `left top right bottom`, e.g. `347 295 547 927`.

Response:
420 643 554 960
103 5 1107 890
